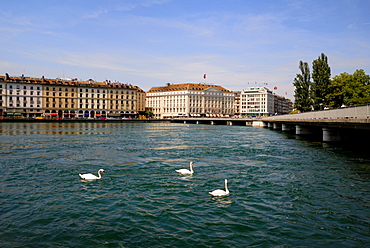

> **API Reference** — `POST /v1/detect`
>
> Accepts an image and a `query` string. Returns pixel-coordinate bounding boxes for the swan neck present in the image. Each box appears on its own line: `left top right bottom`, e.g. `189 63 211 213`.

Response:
97 171 102 179
225 180 229 193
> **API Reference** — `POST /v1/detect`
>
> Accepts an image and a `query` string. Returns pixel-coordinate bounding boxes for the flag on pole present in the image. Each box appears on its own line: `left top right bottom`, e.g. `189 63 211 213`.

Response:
203 74 207 79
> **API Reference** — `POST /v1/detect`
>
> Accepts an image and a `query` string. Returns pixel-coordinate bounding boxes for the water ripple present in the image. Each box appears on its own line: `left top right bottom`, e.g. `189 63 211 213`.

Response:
1 122 369 247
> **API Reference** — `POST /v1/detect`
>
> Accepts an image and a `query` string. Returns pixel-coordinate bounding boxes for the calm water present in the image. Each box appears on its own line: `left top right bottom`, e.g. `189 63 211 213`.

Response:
1 122 369 247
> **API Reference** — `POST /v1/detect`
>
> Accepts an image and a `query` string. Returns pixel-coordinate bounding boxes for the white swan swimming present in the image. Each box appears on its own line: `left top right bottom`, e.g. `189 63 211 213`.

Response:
175 162 194 175
79 169 106 180
209 179 229 197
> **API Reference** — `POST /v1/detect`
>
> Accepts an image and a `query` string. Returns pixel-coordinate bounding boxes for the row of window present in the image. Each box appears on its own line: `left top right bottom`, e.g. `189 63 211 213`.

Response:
3 85 136 94
7 85 41 90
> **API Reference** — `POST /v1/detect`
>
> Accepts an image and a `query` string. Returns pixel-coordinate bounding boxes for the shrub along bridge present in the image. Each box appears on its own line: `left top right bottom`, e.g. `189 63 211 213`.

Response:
172 104 370 142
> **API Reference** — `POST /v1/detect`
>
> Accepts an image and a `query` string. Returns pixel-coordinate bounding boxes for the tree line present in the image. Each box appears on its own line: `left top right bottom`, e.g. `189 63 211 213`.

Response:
293 53 370 112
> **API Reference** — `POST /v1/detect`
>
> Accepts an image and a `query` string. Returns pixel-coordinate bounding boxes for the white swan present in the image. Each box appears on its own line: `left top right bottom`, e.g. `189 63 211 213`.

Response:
175 162 194 175
79 169 106 180
209 179 229 197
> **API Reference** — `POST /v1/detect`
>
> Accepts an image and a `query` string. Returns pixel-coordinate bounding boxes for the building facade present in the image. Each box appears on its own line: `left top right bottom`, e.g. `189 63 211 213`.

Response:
274 95 293 115
42 77 78 118
0 74 144 119
240 86 293 117
2 74 43 118
146 83 234 118
233 91 241 117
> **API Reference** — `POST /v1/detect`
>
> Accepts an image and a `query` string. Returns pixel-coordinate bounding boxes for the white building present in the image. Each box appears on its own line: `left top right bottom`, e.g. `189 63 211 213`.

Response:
0 78 6 117
240 86 293 117
2 74 43 118
240 86 275 117
146 83 234 118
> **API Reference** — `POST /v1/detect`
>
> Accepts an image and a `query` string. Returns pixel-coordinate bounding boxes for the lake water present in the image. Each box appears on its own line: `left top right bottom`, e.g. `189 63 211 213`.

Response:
1 122 369 247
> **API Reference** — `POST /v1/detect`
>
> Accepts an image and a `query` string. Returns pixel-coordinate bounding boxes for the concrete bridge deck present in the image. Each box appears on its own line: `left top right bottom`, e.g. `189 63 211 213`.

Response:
263 104 370 130
172 104 370 142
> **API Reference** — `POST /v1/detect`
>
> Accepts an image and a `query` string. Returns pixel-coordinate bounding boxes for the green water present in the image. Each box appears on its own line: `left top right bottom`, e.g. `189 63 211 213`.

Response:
1 122 369 247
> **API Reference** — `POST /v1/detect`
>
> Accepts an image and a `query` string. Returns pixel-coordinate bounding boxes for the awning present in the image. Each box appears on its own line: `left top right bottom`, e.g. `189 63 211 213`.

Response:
96 114 101 116
51 113 57 116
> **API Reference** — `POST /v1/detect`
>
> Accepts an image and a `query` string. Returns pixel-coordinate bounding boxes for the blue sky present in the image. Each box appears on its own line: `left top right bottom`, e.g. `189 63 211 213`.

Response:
1 0 369 99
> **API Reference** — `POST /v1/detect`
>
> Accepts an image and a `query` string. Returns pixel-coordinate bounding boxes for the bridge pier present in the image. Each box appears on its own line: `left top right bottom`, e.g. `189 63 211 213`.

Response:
295 125 314 135
211 121 215 125
322 128 342 142
267 122 274 128
227 121 232 126
282 124 295 132
273 123 282 130
252 121 265 127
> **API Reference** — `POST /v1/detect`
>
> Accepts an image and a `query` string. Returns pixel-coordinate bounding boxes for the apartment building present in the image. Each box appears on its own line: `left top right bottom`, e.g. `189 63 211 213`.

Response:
274 95 293 115
106 82 137 118
240 86 274 117
240 86 293 117
1 74 43 118
233 91 241 117
0 77 7 117
146 83 234 118
0 74 144 119
41 77 78 118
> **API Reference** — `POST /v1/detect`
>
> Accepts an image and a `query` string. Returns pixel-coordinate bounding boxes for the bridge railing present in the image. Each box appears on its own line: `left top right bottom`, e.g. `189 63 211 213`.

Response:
263 104 370 120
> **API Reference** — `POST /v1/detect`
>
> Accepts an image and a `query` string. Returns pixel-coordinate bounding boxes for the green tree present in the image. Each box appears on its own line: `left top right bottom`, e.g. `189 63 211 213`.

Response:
326 72 349 108
327 69 370 108
293 61 312 112
311 53 331 110
344 69 370 106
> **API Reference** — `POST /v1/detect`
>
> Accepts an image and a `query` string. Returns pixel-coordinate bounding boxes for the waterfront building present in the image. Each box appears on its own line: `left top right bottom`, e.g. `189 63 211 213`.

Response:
136 87 146 112
106 81 138 118
41 77 78 118
146 83 234 118
240 86 274 117
76 79 108 118
274 95 293 115
0 74 143 119
0 74 43 118
233 91 241 117
0 77 6 117
240 86 293 117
